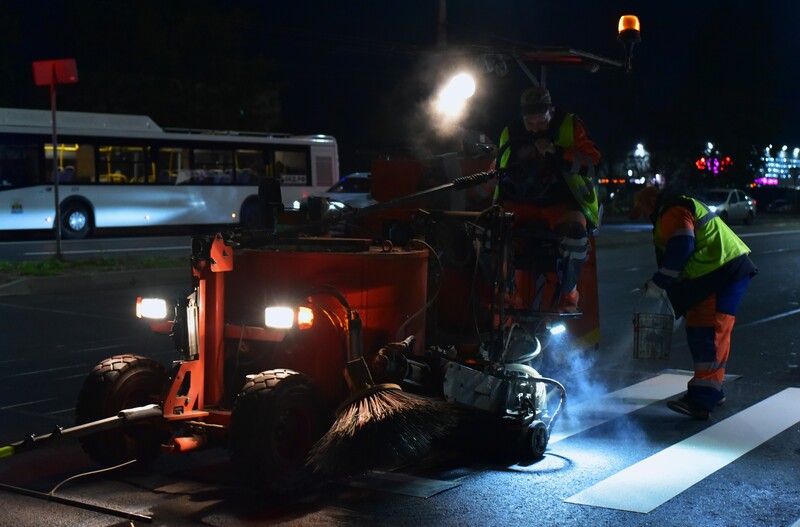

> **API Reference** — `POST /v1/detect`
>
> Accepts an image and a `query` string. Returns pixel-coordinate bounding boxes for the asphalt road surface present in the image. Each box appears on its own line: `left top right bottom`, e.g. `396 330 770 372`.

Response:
0 217 798 526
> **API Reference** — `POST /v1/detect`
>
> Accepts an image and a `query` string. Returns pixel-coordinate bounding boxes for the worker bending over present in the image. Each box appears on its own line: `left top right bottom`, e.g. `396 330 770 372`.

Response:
630 186 757 419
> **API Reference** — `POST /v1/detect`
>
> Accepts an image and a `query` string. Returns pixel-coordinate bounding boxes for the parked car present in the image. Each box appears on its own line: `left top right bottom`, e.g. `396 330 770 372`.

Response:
697 188 756 225
767 198 793 213
322 172 375 209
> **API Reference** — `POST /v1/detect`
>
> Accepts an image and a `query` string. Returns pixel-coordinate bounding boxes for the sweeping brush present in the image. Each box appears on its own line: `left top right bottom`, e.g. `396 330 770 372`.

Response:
306 357 458 477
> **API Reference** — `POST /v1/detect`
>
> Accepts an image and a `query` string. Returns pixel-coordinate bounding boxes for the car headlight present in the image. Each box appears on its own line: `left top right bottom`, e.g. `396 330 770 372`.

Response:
136 297 168 319
264 306 314 329
708 205 717 212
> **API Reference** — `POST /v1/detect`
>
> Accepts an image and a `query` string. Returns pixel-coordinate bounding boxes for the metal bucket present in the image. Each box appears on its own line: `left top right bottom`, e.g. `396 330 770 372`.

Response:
632 312 673 359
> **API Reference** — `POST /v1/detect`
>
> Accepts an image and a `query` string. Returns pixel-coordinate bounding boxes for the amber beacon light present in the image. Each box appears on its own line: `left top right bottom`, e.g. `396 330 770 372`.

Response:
617 15 641 71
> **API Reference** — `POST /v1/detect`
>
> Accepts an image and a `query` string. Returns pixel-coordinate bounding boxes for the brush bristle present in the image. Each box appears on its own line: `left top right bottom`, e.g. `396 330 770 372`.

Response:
307 389 457 477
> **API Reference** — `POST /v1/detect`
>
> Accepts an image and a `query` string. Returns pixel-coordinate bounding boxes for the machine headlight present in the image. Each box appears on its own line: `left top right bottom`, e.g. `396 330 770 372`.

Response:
264 306 314 330
708 205 718 212
136 297 168 319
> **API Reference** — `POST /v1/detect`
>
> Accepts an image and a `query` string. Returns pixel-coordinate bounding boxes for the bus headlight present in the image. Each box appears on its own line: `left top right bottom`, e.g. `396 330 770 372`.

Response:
264 306 314 329
136 297 168 319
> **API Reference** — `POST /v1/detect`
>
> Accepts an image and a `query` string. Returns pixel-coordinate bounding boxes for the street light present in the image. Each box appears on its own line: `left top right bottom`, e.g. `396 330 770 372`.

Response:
32 58 78 260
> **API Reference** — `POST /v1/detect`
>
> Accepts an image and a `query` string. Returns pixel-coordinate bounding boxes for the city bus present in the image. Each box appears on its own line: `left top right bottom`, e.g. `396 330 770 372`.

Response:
0 107 339 238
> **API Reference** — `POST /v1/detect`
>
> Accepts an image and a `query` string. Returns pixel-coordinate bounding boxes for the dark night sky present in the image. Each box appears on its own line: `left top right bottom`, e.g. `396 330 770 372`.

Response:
3 0 799 173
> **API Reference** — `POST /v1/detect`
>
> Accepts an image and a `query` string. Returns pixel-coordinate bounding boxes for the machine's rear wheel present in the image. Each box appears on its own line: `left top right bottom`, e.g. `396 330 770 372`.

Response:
229 369 329 494
519 419 548 462
75 354 167 466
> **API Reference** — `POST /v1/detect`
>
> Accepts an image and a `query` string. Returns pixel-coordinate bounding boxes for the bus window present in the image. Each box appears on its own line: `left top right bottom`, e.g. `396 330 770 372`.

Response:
273 148 309 186
45 143 85 184
0 144 40 187
234 149 263 184
74 144 96 183
97 144 151 184
192 148 233 184
157 146 190 184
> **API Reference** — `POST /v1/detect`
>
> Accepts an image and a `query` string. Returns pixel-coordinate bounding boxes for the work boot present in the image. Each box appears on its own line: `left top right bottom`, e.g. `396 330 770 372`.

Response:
666 395 710 420
556 289 580 313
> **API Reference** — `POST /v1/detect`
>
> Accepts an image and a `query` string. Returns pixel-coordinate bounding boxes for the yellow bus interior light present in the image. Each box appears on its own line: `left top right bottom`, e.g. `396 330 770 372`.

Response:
136 297 168 319
265 306 294 329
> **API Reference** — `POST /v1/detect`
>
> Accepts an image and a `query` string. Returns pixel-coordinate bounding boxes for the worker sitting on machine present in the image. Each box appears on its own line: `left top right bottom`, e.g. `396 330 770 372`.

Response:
493 85 602 313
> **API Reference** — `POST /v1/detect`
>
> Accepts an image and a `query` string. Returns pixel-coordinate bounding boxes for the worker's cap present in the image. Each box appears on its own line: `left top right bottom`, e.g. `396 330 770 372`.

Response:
520 86 552 115
628 186 660 220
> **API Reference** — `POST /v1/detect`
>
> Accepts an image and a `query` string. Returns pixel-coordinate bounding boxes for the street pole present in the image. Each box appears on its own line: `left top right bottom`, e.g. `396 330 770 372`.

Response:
50 66 62 259
32 58 77 260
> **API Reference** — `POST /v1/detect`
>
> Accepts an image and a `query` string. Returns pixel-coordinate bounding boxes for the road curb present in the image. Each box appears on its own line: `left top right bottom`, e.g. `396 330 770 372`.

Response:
0 267 189 296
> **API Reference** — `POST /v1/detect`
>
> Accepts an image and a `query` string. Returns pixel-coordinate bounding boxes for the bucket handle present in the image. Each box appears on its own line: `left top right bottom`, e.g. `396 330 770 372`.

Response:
634 288 675 317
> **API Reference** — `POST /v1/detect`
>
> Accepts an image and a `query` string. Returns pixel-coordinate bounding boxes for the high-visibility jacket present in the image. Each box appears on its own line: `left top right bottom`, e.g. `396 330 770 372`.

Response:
654 196 751 280
495 112 601 229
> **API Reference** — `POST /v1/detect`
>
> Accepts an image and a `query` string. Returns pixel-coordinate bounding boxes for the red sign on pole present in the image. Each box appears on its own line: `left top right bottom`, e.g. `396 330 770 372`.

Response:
32 58 78 86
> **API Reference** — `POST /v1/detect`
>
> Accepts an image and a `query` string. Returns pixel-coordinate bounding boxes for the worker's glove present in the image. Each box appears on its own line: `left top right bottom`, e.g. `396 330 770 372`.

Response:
642 279 665 299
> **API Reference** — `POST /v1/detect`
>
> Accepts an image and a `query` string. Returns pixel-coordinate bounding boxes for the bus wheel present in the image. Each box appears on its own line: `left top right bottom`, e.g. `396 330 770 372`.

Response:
61 201 93 239
229 369 329 494
75 354 168 467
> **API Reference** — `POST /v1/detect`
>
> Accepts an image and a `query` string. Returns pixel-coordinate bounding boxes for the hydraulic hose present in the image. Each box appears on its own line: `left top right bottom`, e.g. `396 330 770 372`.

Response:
235 170 499 249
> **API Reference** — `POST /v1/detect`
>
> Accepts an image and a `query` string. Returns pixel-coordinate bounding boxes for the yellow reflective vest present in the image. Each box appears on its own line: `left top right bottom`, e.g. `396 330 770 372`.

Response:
654 196 751 280
496 114 601 229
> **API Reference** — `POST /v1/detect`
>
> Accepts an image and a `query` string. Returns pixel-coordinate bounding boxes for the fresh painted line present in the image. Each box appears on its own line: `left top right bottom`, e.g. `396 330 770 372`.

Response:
565 388 800 513
548 372 692 444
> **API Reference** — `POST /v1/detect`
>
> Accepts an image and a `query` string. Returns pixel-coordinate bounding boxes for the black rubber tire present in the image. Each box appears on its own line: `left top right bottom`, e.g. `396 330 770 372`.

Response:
519 419 548 462
744 211 755 225
75 354 167 466
719 210 729 224
229 369 329 494
60 201 93 239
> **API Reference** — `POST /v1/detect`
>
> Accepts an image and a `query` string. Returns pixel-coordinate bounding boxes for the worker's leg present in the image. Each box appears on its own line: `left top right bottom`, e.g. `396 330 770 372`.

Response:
552 207 588 311
685 276 751 410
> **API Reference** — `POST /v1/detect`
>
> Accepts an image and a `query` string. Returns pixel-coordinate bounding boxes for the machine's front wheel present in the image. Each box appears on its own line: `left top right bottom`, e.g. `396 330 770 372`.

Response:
519 419 548 462
229 369 329 494
75 354 168 466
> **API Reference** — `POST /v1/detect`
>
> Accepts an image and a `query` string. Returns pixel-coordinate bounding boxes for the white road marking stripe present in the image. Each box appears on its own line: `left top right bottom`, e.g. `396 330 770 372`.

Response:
549 372 692 444
564 387 800 513
0 397 57 410
24 245 188 256
737 307 800 328
736 229 800 238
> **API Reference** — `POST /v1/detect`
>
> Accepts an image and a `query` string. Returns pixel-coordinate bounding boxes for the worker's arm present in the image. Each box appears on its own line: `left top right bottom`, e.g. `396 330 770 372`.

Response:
551 116 601 173
651 206 695 289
